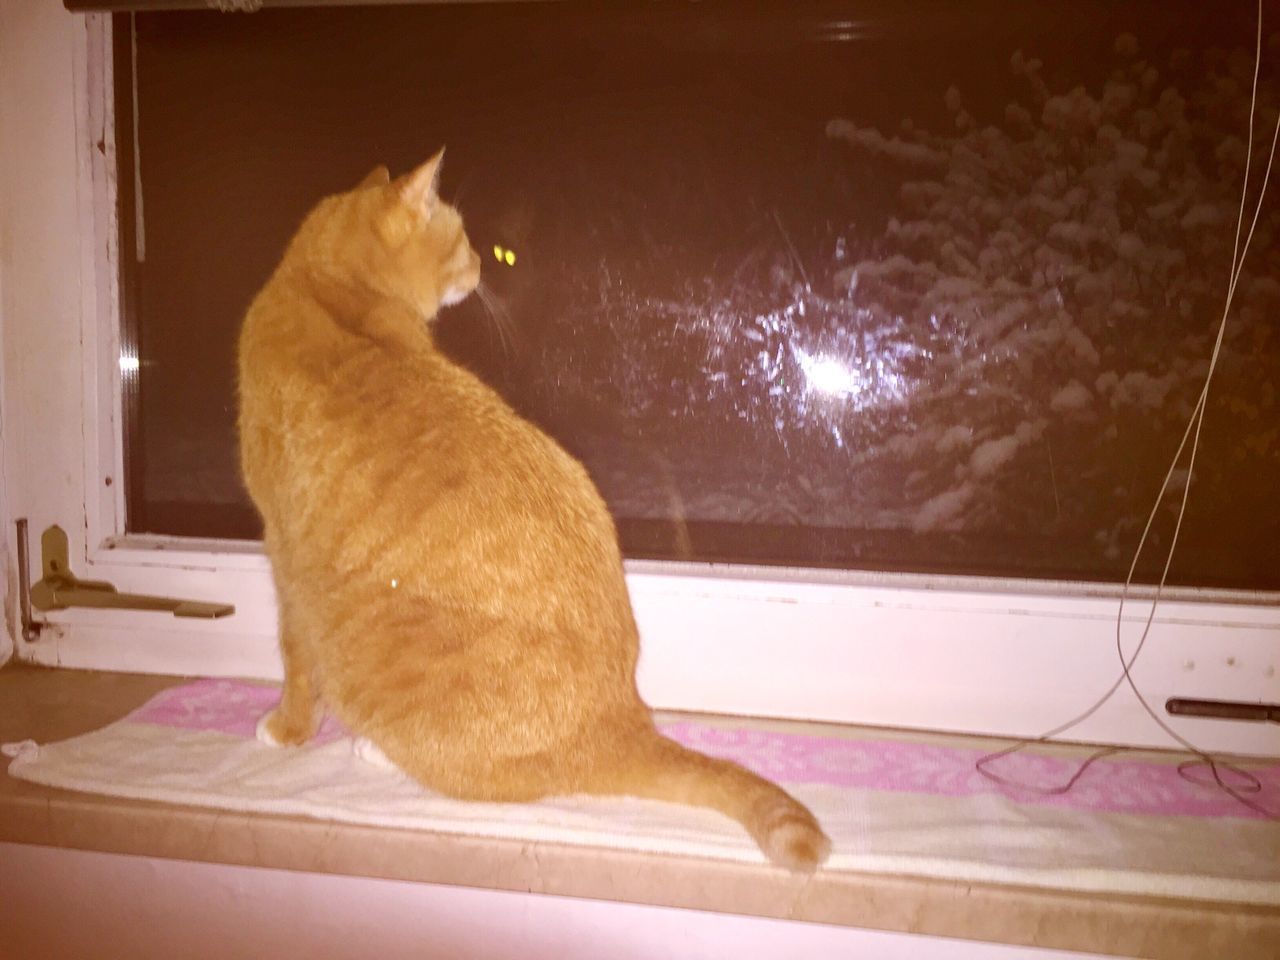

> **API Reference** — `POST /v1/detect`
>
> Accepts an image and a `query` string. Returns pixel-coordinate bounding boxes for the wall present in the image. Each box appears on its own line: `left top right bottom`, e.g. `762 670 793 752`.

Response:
0 0 91 669
0 0 22 669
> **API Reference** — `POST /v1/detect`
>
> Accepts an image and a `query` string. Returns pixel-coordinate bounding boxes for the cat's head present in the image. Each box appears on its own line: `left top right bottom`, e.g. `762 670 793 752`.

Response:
292 150 481 323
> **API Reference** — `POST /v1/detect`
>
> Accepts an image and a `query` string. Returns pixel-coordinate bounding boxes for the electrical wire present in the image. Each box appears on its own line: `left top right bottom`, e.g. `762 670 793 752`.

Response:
975 0 1279 819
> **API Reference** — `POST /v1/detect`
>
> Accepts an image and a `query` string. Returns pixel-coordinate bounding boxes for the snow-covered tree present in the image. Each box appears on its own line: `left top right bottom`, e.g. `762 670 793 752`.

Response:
823 32 1280 576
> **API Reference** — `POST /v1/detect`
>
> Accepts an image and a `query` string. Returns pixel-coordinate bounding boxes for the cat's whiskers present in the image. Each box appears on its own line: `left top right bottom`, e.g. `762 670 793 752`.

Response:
475 282 518 359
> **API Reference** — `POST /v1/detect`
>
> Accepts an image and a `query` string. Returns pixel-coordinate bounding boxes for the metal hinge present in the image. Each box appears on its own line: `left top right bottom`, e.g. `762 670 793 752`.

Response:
16 519 235 642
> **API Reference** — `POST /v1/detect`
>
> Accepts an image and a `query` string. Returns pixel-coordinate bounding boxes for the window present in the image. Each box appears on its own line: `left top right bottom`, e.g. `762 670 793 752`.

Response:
124 1 1280 589
4 0 1278 755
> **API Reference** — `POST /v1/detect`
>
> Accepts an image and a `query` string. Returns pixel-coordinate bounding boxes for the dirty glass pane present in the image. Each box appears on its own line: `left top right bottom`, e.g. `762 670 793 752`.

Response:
123 0 1280 589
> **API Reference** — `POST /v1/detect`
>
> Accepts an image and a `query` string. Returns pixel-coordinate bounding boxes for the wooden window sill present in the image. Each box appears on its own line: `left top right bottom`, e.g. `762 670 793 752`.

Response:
1 663 1275 959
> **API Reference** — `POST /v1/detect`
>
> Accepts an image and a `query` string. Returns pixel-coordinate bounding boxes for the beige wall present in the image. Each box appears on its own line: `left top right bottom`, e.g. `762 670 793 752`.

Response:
0 0 19 668
0 0 90 669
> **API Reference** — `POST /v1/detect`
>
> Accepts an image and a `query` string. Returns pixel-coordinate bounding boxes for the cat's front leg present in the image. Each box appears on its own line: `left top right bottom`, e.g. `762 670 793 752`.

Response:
257 619 321 747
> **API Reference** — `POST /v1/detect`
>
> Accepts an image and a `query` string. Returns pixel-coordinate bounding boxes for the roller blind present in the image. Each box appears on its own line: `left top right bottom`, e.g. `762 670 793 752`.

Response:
65 1 548 11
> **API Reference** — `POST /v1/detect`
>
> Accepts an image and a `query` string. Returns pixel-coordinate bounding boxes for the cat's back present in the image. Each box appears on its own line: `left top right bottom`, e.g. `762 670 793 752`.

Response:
242 296 626 625
333 342 620 568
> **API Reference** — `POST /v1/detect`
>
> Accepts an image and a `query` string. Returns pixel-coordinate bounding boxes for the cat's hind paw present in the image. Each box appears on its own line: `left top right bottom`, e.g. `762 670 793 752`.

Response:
353 736 398 772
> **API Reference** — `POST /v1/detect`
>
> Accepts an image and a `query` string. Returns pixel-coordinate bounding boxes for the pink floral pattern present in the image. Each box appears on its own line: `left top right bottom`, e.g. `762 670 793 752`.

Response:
130 679 1279 820
662 722 1280 820
130 678 349 744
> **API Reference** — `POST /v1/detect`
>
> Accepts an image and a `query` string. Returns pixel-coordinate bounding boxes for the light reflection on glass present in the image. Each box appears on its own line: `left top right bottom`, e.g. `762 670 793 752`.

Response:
795 349 859 397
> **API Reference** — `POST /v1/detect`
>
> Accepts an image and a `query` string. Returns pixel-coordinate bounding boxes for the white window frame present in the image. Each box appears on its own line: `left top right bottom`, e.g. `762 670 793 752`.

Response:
3 8 1278 756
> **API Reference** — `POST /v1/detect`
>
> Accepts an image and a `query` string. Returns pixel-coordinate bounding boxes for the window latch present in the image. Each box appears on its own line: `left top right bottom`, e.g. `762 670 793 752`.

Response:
17 520 235 642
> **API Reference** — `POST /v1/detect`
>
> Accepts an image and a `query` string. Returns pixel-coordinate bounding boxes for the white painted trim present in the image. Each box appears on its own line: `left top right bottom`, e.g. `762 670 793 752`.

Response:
3 3 1277 759
21 559 1280 755
78 10 128 556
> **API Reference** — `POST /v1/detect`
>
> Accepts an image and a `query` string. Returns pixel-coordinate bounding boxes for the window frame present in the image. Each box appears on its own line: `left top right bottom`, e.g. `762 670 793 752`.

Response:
4 9 1278 757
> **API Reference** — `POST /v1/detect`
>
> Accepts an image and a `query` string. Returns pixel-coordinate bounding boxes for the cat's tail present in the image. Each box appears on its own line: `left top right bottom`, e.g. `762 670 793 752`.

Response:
594 730 831 872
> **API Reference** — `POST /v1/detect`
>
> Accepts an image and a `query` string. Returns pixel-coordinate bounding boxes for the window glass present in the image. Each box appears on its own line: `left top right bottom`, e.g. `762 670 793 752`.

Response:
123 0 1280 588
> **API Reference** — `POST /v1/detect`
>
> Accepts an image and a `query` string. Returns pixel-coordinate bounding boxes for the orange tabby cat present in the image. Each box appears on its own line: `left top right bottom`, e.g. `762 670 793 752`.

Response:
237 151 831 870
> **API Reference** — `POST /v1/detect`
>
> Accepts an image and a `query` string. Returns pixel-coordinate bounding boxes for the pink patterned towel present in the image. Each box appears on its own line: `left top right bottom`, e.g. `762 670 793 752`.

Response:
6 678 1279 905
133 678 1277 821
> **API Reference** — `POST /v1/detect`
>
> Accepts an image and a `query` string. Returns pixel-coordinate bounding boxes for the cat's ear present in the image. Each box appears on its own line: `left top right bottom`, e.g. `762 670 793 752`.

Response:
398 148 445 215
378 149 444 244
356 165 391 190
